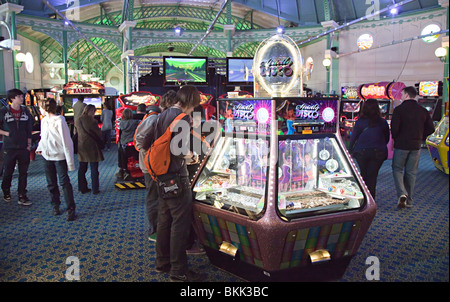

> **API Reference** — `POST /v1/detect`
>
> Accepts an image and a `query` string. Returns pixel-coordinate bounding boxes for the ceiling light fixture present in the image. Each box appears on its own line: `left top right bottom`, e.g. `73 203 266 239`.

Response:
174 26 182 36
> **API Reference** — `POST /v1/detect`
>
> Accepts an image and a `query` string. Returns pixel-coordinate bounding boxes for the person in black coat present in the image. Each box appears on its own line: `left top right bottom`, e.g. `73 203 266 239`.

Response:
391 86 435 209
349 99 390 199
0 89 33 205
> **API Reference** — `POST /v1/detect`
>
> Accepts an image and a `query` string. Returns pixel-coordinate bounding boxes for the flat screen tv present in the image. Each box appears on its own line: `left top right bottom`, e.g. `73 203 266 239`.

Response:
226 57 254 86
163 56 208 85
72 97 102 108
419 81 439 97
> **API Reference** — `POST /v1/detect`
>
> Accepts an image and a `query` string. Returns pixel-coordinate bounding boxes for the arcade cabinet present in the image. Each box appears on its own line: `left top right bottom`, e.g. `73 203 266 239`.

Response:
416 81 443 123
61 81 105 134
191 34 376 282
426 102 449 174
114 91 161 190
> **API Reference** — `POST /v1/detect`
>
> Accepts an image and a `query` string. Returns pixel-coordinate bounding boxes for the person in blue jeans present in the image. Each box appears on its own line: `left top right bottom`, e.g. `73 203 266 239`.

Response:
75 105 104 194
391 87 435 209
101 102 113 151
36 98 77 221
349 99 390 200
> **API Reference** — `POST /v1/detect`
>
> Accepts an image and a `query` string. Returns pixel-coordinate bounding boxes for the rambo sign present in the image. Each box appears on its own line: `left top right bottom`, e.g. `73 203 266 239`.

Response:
63 81 104 95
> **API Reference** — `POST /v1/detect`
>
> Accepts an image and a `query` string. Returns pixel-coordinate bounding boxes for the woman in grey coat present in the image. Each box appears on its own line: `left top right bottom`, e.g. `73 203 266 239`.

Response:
75 104 104 194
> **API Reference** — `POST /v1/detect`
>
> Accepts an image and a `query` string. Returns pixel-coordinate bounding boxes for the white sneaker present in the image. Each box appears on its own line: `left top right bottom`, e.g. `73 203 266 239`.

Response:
18 195 32 206
397 195 407 209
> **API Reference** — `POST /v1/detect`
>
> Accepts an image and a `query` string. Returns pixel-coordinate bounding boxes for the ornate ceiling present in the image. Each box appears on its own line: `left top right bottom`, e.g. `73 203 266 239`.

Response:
3 0 442 79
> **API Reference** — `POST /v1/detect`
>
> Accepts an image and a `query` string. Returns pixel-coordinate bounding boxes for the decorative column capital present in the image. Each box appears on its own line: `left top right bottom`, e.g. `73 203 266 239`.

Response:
118 21 137 33
0 3 24 18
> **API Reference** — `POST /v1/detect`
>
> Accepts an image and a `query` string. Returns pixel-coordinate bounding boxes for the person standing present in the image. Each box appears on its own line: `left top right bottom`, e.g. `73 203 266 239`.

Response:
75 104 104 194
391 86 435 209
101 102 113 151
72 96 86 128
154 85 204 282
135 91 177 242
36 99 77 221
349 99 390 199
72 96 86 154
134 105 162 242
0 89 33 205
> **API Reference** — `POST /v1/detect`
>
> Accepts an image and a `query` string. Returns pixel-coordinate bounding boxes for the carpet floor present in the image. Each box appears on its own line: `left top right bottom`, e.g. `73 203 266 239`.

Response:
0 145 448 282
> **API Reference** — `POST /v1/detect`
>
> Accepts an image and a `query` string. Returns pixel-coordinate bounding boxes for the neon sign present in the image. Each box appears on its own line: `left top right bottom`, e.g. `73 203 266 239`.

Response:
295 103 320 119
233 103 255 120
260 57 294 78
253 34 303 97
361 85 387 99
358 82 406 100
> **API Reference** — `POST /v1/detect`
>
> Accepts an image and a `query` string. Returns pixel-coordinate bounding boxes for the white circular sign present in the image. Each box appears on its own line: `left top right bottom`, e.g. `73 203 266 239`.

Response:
421 24 441 43
357 34 374 50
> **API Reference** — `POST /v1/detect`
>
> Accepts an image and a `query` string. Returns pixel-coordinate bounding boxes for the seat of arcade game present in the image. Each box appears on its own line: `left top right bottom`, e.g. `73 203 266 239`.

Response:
114 144 145 190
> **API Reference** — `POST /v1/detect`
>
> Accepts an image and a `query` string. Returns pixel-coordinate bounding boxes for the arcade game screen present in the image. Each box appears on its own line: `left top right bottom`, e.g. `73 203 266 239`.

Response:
64 97 102 116
163 56 208 85
227 58 254 85
419 81 439 97
342 102 360 113
378 102 388 114
73 97 102 108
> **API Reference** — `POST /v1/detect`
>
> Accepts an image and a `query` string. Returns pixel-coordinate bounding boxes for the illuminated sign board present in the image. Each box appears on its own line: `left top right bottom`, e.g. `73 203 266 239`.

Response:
358 82 406 100
253 34 303 98
341 86 359 99
63 81 104 95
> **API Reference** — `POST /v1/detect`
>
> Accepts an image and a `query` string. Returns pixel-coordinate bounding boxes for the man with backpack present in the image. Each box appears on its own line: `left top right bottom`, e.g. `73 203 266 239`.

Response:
134 105 162 242
133 91 178 242
147 86 204 282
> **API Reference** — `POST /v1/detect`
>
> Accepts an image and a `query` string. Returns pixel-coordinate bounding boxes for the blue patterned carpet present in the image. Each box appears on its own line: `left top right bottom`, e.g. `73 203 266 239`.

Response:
0 145 448 282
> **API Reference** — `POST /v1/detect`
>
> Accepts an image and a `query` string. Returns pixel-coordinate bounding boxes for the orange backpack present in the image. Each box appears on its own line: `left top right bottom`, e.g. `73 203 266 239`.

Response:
144 113 186 179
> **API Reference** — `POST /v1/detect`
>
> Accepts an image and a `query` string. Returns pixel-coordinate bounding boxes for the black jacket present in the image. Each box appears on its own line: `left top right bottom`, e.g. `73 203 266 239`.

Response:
391 99 435 150
0 105 33 150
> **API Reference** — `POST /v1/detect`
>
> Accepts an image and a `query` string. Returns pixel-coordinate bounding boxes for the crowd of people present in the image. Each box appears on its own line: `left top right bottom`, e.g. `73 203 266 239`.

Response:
0 85 436 282
349 86 435 207
0 85 209 282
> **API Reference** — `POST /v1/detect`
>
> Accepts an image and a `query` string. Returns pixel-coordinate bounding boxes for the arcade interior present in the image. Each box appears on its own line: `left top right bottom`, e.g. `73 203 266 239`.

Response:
0 0 448 288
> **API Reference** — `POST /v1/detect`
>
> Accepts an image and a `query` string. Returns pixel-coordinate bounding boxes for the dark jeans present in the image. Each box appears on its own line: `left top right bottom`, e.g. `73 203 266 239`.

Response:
0 145 5 177
118 145 138 170
44 159 75 210
144 172 159 235
1 149 30 196
78 161 99 192
102 130 112 150
155 176 192 276
352 148 387 199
